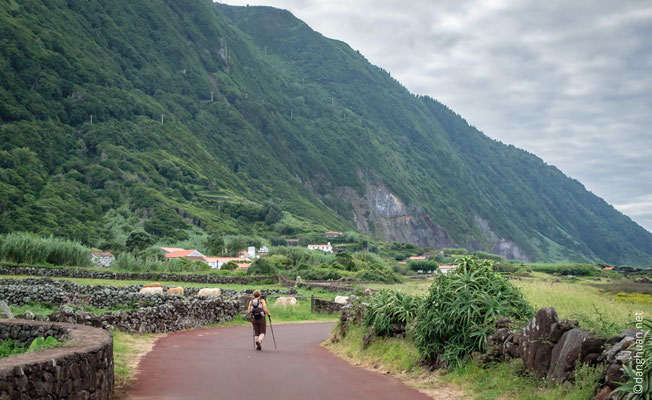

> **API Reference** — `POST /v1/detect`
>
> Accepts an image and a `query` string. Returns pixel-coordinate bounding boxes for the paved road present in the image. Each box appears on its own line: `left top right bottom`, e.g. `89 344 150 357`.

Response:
128 322 431 400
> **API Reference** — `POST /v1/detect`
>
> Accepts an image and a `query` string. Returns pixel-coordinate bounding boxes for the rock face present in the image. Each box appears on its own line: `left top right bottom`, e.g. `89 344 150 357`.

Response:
547 328 604 383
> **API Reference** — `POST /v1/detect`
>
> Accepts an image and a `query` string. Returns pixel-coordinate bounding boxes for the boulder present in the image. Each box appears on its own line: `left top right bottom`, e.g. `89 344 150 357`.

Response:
139 287 163 295
519 307 567 378
547 328 605 383
274 297 297 307
197 288 221 297
334 296 349 305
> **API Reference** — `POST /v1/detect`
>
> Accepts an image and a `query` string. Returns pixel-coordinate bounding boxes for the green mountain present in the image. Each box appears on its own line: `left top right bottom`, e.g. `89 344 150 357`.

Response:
1 0 651 266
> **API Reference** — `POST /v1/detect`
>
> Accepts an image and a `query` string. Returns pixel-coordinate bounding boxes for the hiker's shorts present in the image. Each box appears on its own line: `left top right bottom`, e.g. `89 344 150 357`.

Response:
252 316 266 336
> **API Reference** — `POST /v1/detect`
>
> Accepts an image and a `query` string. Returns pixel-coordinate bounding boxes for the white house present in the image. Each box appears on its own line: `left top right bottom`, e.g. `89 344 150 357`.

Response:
204 257 251 270
307 242 333 253
259 245 269 254
164 249 206 261
438 265 457 274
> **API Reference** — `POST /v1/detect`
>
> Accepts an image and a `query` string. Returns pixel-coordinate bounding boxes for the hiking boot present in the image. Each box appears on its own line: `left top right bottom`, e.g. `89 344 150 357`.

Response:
256 340 261 351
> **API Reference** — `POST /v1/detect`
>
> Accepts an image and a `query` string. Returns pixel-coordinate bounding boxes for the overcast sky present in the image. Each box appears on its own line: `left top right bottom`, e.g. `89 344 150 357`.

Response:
221 0 652 232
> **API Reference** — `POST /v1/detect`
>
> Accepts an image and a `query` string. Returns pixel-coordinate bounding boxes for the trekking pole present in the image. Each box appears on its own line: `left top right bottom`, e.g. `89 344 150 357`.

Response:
268 315 277 349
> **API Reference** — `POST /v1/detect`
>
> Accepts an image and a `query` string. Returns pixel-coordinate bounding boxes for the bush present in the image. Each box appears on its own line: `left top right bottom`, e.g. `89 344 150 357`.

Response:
363 290 419 336
0 233 91 267
407 259 438 272
613 319 652 399
528 263 601 276
415 258 533 367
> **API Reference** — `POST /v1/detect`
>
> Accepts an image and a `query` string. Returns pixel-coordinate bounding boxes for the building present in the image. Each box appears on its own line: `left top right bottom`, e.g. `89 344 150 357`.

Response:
203 257 250 270
236 262 251 271
408 256 426 261
324 231 343 238
307 242 333 253
259 245 269 254
285 239 300 247
160 247 186 255
90 251 114 268
438 265 457 274
164 249 206 261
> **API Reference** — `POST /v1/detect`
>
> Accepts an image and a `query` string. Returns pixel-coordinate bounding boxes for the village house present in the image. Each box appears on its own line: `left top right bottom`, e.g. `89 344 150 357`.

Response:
203 257 250 270
90 251 114 268
160 247 186 255
164 249 206 261
307 242 333 253
408 256 426 261
285 239 300 247
438 265 457 274
324 231 343 238
259 245 269 254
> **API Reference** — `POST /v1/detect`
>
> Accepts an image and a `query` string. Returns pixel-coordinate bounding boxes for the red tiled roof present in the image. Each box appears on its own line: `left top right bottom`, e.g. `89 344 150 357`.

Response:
324 231 341 234
161 247 186 253
91 251 114 257
603 267 614 270
409 256 426 260
165 250 198 258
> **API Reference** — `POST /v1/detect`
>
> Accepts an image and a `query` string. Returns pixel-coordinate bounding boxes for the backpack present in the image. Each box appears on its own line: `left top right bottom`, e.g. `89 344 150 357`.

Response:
251 298 264 319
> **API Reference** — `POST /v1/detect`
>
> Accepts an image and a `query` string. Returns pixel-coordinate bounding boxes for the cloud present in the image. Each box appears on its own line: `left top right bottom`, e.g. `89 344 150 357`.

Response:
218 0 652 232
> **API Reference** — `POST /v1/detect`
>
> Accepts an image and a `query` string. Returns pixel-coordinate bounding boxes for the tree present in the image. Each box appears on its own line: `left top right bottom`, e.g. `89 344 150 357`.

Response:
264 201 283 225
126 230 155 252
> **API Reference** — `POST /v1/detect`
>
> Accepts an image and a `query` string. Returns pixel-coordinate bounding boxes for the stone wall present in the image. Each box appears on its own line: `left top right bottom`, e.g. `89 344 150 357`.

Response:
481 307 643 399
0 321 68 348
20 297 240 335
311 298 344 314
0 319 113 399
0 265 277 285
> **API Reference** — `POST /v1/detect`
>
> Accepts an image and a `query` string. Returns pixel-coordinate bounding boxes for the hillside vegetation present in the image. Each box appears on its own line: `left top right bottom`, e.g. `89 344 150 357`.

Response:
1 0 651 265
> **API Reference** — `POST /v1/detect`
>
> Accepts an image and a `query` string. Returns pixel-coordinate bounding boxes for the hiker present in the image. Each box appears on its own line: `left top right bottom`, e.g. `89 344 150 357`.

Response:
248 290 271 350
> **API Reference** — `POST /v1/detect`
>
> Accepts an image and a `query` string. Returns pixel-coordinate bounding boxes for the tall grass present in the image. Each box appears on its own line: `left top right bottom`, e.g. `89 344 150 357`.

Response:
112 253 212 274
0 233 91 267
516 279 652 337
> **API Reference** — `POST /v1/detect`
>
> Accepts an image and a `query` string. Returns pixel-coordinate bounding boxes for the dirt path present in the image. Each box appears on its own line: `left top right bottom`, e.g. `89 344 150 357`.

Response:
128 322 431 400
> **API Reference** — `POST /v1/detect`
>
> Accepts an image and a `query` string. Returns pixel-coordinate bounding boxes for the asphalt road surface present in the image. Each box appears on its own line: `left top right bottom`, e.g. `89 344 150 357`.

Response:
128 322 431 400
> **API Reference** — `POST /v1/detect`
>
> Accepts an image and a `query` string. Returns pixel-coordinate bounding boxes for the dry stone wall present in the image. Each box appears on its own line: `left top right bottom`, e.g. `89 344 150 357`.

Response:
0 319 113 399
481 307 643 399
0 265 277 285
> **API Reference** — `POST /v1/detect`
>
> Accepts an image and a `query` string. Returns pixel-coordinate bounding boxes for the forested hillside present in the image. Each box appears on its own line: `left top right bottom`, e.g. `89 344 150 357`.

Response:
1 0 651 265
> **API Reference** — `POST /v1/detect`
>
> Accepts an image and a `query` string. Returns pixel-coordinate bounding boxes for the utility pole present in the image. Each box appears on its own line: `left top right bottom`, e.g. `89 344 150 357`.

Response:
290 109 293 119
90 114 93 124
161 114 164 124
211 91 214 102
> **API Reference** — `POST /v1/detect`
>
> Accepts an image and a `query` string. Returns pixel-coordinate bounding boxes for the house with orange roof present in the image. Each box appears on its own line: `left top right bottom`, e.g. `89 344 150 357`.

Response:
236 263 251 271
160 247 187 254
164 249 206 261
409 256 426 261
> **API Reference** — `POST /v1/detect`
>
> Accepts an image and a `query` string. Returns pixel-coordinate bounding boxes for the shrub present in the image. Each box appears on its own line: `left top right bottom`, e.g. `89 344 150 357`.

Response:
363 290 420 336
0 233 91 267
407 259 438 272
528 263 601 276
415 258 533 367
613 319 652 399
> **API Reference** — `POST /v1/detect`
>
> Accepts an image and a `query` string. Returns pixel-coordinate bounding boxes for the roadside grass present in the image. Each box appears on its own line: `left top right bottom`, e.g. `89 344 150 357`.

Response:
442 358 604 400
326 324 603 400
111 330 164 392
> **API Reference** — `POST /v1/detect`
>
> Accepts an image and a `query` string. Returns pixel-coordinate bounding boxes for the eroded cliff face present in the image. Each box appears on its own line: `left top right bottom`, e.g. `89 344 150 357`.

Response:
474 216 530 261
319 181 530 261
335 184 455 249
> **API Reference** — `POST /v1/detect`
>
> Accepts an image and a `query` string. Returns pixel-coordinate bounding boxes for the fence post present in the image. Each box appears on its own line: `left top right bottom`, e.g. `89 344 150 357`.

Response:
311 295 314 313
